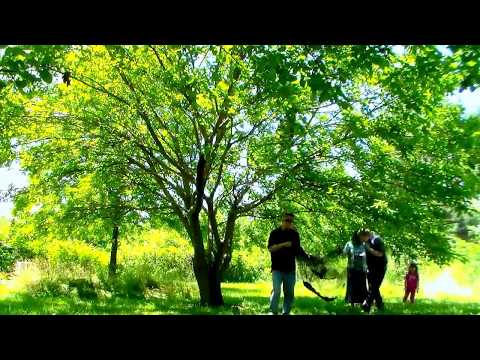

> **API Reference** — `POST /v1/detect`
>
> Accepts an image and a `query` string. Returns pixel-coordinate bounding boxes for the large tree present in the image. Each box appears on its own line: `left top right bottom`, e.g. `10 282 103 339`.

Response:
2 45 479 306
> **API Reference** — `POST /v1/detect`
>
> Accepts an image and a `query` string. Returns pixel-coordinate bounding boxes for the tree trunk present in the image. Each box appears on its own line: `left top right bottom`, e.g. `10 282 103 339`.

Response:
191 223 224 307
207 265 223 306
188 153 224 306
193 257 224 307
109 224 119 277
219 210 237 275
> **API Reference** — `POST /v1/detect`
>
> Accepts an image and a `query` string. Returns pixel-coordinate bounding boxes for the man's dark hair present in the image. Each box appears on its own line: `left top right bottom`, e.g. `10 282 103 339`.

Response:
284 213 295 218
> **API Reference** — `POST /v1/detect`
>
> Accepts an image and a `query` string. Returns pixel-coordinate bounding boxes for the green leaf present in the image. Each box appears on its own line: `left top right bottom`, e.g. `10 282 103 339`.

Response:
5 47 24 58
39 69 53 84
308 74 325 92
195 93 213 110
14 79 27 89
217 80 229 92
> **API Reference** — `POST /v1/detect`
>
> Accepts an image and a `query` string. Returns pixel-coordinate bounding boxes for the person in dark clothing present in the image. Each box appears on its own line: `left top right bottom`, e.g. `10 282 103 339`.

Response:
359 229 388 312
268 213 309 315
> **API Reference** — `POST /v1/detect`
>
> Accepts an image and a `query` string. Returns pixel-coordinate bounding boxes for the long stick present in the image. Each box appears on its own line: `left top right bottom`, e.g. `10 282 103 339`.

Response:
303 281 336 302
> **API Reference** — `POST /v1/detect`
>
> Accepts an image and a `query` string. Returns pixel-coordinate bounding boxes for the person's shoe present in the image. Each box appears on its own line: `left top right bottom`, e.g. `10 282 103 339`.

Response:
361 300 370 312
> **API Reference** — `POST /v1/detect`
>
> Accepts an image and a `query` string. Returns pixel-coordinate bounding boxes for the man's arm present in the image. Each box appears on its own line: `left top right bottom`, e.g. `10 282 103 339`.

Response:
269 242 292 253
268 231 292 253
294 233 310 260
365 238 384 257
296 247 309 259
366 246 383 257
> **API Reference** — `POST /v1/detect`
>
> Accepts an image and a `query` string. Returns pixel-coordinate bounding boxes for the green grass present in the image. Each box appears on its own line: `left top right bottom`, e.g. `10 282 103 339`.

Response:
1 281 479 315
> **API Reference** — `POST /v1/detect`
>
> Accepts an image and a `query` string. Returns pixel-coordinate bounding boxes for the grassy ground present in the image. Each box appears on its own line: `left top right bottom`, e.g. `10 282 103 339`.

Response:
1 281 479 315
1 238 479 315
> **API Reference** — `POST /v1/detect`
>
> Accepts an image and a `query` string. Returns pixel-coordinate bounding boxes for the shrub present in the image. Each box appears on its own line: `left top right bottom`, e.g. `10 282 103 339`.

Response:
29 278 70 297
106 251 194 299
45 240 108 270
0 243 20 272
118 228 195 284
21 259 101 299
8 260 42 293
223 247 270 282
9 227 198 300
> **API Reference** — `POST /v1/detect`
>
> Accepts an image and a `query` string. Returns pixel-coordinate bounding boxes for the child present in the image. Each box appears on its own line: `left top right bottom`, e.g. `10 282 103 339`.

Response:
403 262 419 303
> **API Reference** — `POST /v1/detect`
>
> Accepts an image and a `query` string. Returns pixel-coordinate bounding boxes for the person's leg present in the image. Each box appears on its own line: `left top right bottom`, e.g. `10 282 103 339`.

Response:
351 270 367 305
374 267 386 309
364 272 370 311
410 289 416 303
364 270 378 311
269 271 282 314
345 269 351 304
360 271 368 307
405 289 414 303
282 271 296 314
350 270 358 305
365 271 374 308
403 289 409 303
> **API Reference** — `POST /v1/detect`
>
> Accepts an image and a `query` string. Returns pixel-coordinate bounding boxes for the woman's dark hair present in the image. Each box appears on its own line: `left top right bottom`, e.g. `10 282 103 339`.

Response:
358 228 371 237
409 262 418 273
351 231 362 246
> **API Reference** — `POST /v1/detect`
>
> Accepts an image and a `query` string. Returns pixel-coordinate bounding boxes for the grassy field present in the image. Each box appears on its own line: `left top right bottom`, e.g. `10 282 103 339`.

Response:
1 280 479 315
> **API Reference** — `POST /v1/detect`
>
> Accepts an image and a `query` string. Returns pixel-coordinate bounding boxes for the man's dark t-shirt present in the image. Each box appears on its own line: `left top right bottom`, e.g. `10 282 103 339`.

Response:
268 227 307 273
366 235 387 271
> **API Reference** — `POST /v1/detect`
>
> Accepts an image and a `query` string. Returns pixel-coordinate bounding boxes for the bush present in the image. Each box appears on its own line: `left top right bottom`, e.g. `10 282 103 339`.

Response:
29 278 70 297
0 243 20 272
223 247 270 282
22 259 101 299
115 228 195 291
9 227 198 300
45 240 108 270
106 252 194 299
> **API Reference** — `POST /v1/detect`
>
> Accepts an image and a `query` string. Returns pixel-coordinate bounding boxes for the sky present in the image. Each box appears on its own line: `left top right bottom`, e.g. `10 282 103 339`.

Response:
1 65 480 219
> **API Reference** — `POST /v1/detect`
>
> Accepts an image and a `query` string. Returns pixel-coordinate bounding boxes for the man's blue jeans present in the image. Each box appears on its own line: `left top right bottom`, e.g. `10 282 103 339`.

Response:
269 270 296 314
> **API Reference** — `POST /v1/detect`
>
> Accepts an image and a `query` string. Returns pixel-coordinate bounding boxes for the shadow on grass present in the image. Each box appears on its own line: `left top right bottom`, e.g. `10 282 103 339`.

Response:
0 281 478 315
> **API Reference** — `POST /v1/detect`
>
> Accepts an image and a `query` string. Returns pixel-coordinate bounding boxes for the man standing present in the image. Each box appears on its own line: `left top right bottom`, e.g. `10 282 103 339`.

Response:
268 213 309 315
359 229 388 312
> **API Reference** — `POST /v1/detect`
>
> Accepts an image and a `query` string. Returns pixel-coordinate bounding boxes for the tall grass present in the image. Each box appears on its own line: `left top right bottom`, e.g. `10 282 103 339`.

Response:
1 227 197 301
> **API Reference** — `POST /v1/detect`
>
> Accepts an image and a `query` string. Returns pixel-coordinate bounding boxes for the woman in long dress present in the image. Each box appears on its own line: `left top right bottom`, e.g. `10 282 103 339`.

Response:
343 231 368 306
